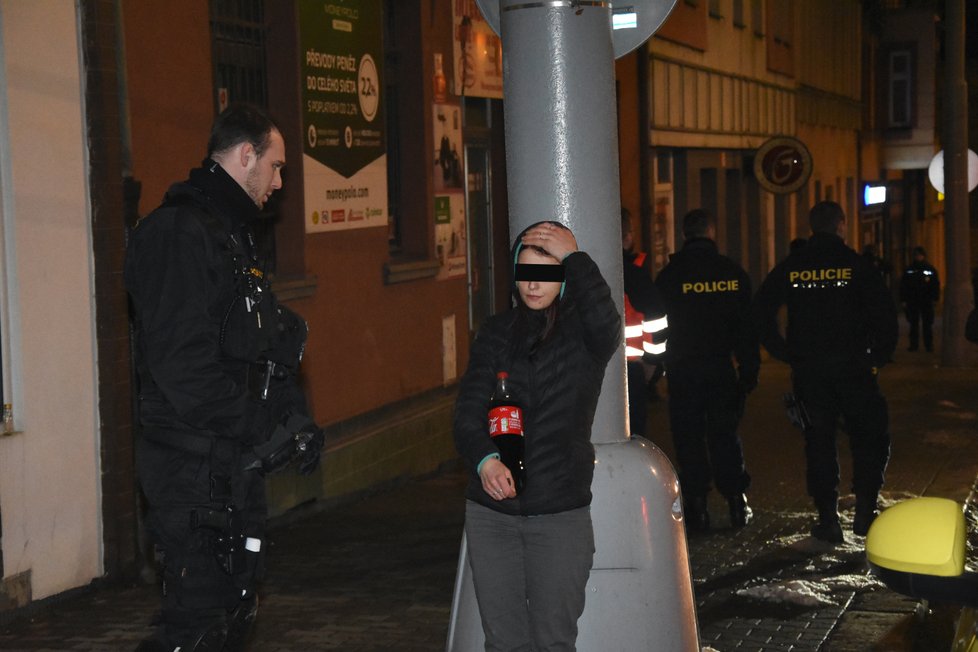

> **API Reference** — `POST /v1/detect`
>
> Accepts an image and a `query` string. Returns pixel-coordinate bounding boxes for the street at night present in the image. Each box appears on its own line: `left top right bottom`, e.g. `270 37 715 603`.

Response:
1 334 976 651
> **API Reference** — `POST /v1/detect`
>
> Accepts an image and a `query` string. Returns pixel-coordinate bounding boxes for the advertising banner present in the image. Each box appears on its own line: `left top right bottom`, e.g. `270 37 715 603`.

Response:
435 194 467 280
300 0 387 232
452 0 503 99
433 102 467 279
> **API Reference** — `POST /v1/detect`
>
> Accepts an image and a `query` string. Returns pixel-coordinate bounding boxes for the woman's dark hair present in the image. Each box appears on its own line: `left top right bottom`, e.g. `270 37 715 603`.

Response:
510 221 569 351
207 103 279 159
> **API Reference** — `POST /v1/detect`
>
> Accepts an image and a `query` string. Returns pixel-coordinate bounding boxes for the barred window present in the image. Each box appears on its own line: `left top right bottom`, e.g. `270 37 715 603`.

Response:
209 0 268 111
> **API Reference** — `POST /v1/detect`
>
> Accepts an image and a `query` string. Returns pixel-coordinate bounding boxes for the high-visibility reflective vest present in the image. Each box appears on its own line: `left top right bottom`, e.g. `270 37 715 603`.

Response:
624 253 668 360
624 296 668 360
624 294 648 360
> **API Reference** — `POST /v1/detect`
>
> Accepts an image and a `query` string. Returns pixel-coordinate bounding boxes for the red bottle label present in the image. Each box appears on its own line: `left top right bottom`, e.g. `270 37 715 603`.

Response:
488 406 524 437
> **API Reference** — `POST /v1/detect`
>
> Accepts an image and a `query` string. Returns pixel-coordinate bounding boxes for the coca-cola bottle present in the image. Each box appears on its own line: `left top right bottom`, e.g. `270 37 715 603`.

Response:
488 371 526 493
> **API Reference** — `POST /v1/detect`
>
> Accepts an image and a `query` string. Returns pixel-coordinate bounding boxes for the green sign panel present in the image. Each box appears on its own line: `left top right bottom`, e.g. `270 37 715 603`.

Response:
300 0 388 232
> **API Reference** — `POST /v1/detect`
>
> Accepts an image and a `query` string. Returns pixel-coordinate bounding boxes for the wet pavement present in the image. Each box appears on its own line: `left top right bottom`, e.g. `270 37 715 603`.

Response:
1 343 976 651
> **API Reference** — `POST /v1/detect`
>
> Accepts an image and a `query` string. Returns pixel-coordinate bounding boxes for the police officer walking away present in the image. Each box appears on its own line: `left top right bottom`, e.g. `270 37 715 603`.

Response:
126 104 325 651
753 201 897 543
655 209 758 532
622 209 668 438
899 246 940 352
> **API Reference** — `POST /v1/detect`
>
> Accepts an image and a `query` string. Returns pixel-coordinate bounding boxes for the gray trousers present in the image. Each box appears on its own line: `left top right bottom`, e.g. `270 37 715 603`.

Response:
464 500 595 652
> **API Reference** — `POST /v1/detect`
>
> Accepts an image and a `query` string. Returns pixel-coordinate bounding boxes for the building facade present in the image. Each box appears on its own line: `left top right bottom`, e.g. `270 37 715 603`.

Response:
617 0 945 289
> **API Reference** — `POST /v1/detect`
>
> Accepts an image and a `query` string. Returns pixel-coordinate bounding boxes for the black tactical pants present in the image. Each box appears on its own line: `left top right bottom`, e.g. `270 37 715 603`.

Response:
792 368 890 507
666 359 750 499
905 302 935 351
626 360 648 438
137 436 266 650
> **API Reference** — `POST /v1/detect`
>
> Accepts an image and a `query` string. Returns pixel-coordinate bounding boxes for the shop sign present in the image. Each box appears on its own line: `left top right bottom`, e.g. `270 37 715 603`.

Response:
753 136 813 194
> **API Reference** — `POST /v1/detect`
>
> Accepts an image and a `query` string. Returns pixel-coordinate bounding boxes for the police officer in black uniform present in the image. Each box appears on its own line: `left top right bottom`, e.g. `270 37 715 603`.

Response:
655 209 758 532
753 201 897 543
126 105 325 651
899 246 940 352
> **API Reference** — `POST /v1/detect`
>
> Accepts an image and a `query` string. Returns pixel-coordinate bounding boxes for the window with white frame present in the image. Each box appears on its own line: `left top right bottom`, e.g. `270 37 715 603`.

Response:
887 49 913 128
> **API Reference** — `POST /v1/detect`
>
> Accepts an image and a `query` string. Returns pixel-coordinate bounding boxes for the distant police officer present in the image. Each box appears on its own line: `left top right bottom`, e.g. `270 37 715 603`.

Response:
899 246 940 352
753 201 897 543
126 105 324 651
622 209 668 438
655 209 758 532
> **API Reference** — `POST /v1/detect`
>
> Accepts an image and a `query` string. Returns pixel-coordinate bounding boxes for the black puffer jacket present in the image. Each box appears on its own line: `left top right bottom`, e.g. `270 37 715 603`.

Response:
453 251 621 516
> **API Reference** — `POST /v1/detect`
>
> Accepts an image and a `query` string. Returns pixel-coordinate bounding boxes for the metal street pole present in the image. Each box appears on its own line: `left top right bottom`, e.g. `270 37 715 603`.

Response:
940 0 970 366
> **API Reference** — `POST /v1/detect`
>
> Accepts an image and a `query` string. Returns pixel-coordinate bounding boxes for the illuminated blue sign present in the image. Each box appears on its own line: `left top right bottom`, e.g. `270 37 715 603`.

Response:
863 184 886 206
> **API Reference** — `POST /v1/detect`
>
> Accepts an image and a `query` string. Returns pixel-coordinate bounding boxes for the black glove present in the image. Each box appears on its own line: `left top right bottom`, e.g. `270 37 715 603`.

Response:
296 427 325 475
244 411 321 475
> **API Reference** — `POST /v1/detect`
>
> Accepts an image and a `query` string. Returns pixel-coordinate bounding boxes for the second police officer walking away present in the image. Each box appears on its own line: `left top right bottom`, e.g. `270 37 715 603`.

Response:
655 209 759 533
753 201 898 543
454 221 620 651
126 104 325 651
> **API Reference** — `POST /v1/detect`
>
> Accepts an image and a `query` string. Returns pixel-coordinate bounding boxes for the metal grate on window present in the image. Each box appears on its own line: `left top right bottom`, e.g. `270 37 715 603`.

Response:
210 0 268 110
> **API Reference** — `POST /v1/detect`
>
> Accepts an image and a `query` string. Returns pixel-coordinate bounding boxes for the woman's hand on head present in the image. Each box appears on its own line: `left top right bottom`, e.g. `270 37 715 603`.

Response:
522 223 578 262
479 458 517 500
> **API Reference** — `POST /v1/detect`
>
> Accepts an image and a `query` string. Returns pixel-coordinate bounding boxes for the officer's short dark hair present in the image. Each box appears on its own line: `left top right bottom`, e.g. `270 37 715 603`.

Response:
682 209 714 239
808 201 846 234
207 104 279 159
913 246 926 257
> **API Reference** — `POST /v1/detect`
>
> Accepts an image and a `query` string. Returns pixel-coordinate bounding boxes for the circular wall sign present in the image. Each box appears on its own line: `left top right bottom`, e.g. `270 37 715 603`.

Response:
753 136 813 194
927 149 978 195
357 54 379 123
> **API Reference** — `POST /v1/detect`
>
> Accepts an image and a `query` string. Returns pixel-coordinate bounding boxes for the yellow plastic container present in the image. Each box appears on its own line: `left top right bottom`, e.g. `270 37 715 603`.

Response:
866 497 965 576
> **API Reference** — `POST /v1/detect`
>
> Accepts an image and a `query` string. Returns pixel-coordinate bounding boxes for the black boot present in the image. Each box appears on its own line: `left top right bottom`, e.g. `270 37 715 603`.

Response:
853 493 880 536
811 500 844 543
683 495 710 533
726 493 753 528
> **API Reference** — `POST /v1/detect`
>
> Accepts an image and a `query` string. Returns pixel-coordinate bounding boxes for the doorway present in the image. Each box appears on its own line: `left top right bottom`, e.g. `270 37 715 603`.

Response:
464 140 494 333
